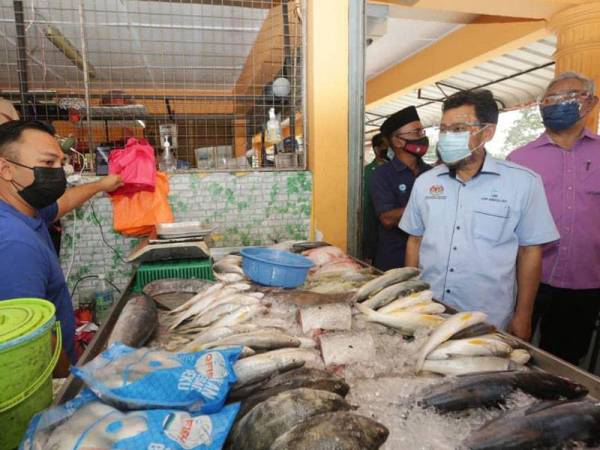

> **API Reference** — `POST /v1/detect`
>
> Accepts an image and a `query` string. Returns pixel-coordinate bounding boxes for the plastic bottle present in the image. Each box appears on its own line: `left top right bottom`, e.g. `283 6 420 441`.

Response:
94 274 114 325
266 108 282 145
159 137 177 173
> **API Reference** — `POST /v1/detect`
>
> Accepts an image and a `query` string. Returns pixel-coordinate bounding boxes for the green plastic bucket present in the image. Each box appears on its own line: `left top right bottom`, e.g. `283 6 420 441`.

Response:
0 299 61 450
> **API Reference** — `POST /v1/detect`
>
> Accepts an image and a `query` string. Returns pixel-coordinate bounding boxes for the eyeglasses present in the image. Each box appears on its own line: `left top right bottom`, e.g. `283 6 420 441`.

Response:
438 122 485 133
540 90 590 106
392 128 426 138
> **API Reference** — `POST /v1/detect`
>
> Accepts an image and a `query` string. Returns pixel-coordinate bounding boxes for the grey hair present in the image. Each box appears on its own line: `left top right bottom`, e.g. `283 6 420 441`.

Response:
545 71 595 96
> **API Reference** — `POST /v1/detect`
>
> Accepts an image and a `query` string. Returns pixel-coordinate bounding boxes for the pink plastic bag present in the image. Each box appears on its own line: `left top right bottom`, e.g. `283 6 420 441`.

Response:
108 137 156 196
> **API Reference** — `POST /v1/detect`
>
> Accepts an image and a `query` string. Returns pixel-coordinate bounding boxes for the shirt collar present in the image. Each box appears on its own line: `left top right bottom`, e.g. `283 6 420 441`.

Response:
529 129 600 149
0 200 44 231
391 156 430 174
390 156 409 173
438 152 500 179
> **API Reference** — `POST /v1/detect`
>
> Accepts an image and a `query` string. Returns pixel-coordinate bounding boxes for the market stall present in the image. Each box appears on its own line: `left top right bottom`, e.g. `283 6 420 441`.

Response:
44 241 600 450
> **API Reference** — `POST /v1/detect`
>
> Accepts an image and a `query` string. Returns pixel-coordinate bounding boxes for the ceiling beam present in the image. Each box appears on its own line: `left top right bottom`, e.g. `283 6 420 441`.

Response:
366 15 550 108
369 0 589 19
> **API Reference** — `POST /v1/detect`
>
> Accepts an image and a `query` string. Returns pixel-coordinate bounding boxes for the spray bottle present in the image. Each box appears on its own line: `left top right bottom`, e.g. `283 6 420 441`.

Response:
266 108 282 145
159 136 177 173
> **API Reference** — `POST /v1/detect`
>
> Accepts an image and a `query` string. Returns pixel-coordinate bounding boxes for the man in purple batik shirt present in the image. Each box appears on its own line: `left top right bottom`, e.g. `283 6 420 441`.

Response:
508 71 600 366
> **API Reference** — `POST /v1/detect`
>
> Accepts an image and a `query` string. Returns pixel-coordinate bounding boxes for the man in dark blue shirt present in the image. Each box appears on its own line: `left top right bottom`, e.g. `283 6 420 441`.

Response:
0 120 122 375
369 106 431 271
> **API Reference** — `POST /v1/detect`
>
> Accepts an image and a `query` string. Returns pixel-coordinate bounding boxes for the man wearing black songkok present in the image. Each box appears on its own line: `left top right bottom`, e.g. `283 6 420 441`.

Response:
368 106 431 270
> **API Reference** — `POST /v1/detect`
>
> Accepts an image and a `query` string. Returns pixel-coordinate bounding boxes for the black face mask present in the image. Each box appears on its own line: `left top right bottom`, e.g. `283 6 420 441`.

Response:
8 160 67 209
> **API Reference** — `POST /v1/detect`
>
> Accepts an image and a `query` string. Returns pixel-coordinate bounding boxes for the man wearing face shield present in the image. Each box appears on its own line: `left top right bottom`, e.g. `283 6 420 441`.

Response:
368 106 431 271
0 120 123 375
400 90 559 340
507 72 600 365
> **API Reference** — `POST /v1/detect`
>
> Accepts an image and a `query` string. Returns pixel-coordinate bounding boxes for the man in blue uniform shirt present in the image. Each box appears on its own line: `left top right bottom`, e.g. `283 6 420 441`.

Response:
369 106 431 271
0 120 122 374
400 90 559 340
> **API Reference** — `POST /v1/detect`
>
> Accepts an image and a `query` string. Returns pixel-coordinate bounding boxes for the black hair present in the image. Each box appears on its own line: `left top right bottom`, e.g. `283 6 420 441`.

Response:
371 133 384 149
442 90 499 125
0 120 55 159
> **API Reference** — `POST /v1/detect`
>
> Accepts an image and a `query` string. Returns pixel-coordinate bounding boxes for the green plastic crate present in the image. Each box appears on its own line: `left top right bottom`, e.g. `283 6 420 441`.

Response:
133 259 214 292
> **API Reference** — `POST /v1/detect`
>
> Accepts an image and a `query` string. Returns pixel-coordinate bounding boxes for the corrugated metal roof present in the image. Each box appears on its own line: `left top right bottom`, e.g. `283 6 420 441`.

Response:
366 36 556 132
0 0 267 90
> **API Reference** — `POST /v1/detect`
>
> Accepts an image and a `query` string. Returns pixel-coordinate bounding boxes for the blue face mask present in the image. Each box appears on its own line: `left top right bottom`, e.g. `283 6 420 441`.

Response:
541 101 581 131
437 131 472 165
386 148 395 161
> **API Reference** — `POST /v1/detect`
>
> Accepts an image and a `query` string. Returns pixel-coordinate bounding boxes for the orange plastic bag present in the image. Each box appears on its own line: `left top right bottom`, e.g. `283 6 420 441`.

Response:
111 172 174 237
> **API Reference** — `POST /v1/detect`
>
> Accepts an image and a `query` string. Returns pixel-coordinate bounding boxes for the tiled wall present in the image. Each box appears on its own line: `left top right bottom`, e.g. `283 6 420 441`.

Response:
60 171 312 303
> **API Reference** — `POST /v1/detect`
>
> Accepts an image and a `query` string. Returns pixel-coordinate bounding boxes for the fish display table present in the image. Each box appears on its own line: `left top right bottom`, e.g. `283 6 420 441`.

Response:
52 250 600 449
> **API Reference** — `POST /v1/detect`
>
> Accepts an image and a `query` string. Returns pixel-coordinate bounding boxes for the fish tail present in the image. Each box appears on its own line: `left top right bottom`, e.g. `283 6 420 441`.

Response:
355 302 374 317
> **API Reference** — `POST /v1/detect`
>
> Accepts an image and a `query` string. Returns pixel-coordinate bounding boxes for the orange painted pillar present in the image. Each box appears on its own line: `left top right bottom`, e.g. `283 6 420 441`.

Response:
306 0 349 250
549 2 600 133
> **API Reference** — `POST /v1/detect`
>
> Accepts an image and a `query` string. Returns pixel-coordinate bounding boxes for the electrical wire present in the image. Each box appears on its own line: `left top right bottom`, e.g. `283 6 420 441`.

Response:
65 147 90 282
89 199 129 264
70 274 122 299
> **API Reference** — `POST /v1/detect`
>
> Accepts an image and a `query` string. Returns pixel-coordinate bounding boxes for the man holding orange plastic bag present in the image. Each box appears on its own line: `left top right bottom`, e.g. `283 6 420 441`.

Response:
0 120 123 375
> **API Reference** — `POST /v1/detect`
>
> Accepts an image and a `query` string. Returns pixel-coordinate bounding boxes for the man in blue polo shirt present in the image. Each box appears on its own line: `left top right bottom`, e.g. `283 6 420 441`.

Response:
0 120 122 374
400 90 559 340
369 106 431 271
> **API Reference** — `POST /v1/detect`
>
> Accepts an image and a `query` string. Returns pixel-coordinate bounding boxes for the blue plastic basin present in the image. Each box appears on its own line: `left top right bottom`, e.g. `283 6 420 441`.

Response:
240 247 314 288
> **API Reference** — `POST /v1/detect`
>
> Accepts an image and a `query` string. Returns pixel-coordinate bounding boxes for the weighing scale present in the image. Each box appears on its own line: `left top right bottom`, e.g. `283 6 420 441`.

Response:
127 222 215 263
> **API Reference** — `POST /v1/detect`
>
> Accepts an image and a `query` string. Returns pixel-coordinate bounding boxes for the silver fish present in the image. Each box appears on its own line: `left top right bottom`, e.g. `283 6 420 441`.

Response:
226 388 352 450
415 311 488 373
177 305 267 334
426 335 512 360
214 272 246 284
209 345 256 358
209 304 267 329
355 302 444 335
107 295 157 348
421 356 514 376
185 296 261 328
378 290 434 313
169 284 250 329
270 412 389 450
352 267 420 303
398 301 446 315
217 254 243 266
182 324 265 351
213 258 244 275
198 292 262 318
450 322 497 340
169 282 225 314
193 330 301 352
142 278 214 298
233 348 324 388
362 279 430 309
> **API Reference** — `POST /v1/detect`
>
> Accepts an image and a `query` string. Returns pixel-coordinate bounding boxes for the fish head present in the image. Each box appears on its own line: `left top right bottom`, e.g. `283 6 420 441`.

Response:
518 372 589 400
